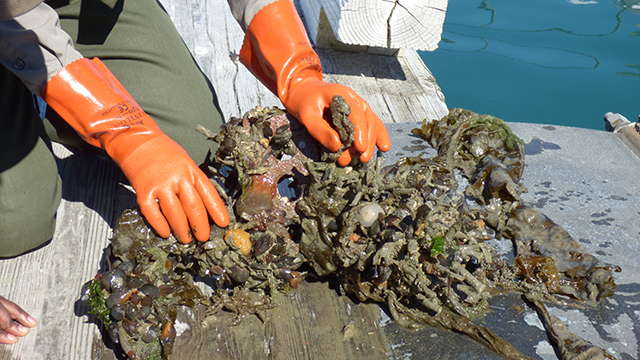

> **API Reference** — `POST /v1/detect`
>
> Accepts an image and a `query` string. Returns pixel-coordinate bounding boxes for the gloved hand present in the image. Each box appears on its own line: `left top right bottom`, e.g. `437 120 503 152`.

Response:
41 58 229 243
239 0 391 166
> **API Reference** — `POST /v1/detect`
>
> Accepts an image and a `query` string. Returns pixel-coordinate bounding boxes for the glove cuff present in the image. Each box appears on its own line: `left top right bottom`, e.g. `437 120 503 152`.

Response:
239 0 322 105
41 57 163 164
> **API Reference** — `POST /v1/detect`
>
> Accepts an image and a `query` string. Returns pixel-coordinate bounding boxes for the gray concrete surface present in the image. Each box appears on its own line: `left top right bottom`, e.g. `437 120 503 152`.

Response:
379 121 640 360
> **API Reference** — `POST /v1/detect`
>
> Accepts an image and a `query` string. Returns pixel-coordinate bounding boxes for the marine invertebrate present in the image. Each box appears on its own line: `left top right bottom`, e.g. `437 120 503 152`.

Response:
224 229 252 256
358 203 384 227
82 103 619 360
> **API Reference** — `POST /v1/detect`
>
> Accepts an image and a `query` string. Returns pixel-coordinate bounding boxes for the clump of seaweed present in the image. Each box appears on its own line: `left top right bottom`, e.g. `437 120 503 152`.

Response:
82 103 620 360
298 107 620 359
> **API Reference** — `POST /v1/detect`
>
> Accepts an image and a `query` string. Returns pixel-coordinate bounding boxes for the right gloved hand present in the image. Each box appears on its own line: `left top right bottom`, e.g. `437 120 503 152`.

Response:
281 78 391 165
41 58 229 243
238 0 391 166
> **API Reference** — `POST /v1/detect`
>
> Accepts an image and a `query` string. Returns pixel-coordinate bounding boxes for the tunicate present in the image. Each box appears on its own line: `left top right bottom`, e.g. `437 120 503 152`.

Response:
358 204 384 227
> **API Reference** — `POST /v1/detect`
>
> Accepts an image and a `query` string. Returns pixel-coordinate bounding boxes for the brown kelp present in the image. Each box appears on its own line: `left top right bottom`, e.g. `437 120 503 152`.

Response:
82 102 620 360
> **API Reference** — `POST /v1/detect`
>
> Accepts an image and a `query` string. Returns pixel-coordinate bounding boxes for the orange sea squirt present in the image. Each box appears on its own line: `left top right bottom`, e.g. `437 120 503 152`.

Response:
225 229 252 256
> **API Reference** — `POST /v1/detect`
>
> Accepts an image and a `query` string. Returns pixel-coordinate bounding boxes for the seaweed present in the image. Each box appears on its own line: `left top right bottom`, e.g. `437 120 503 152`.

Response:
82 104 620 360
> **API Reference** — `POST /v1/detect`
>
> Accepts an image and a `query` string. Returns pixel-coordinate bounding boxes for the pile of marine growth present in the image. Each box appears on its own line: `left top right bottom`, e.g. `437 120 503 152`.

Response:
82 99 620 360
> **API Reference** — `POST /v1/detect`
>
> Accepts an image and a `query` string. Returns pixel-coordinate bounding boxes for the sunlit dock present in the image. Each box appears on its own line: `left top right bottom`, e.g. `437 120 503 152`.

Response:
1 1 639 359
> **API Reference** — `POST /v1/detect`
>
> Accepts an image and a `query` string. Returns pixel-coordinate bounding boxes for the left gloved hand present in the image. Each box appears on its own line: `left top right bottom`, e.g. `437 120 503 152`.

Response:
239 0 391 165
117 134 229 244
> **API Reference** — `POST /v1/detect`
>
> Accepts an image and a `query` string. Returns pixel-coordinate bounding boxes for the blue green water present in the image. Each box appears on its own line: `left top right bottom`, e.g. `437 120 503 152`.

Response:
419 0 640 130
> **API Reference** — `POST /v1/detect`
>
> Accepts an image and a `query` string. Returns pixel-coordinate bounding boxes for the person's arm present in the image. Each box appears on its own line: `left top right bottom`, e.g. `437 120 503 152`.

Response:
2 4 230 243
0 296 37 344
41 57 230 243
227 0 391 165
0 2 83 94
226 0 275 31
0 0 43 21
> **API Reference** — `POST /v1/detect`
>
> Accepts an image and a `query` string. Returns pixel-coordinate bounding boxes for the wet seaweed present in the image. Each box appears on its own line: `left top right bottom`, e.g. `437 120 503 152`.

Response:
81 103 620 360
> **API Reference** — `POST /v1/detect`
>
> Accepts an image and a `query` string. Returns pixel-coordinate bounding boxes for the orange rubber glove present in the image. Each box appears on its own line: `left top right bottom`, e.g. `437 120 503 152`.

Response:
41 58 229 243
239 0 391 165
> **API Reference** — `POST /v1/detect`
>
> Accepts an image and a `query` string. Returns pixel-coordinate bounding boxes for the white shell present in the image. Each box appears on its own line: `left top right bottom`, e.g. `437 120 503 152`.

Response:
358 204 384 227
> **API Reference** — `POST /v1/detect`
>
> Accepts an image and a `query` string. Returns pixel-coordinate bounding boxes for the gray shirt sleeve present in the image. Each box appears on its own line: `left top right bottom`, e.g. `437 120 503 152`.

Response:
2 0 281 94
226 0 277 30
0 0 44 21
0 2 83 94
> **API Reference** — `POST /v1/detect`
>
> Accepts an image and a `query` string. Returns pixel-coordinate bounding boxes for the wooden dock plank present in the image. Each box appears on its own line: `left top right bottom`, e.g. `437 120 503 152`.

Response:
167 280 388 360
298 0 447 51
0 147 127 360
0 1 447 359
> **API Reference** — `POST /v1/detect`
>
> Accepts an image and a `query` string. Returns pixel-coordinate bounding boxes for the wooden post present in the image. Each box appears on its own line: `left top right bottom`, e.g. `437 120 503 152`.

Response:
298 0 448 54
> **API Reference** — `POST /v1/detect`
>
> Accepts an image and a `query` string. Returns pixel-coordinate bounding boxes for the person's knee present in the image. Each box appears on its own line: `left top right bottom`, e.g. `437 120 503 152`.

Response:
0 161 61 258
0 205 58 258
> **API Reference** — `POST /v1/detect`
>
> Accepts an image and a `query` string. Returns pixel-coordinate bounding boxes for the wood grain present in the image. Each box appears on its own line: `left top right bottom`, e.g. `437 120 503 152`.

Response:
168 280 388 360
299 0 448 51
0 1 447 359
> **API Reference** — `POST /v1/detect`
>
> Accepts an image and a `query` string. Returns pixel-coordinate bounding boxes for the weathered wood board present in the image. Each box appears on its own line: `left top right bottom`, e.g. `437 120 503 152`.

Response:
298 0 448 51
0 0 447 360
160 0 448 124
0 146 132 360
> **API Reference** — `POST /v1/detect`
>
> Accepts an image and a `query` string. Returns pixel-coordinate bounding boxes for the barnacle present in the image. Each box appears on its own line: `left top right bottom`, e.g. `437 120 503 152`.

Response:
82 103 619 360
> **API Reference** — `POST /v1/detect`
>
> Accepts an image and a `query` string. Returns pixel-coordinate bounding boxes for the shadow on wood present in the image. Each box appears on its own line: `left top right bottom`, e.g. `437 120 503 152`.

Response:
162 280 389 360
318 51 407 80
